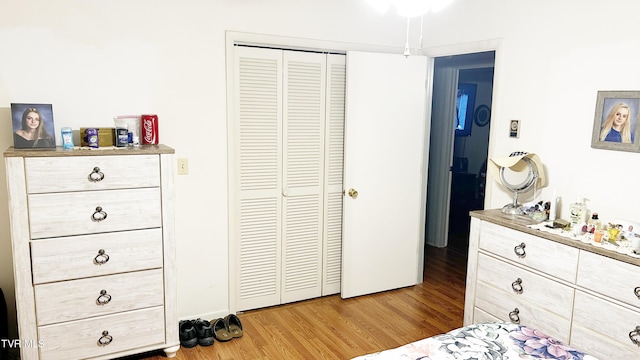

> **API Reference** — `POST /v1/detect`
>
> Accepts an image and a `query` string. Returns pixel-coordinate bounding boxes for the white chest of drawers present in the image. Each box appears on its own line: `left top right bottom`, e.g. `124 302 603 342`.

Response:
465 210 640 359
3 145 179 360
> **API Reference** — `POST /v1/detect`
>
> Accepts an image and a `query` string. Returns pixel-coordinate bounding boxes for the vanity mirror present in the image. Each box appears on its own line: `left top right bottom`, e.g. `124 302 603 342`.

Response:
488 151 546 214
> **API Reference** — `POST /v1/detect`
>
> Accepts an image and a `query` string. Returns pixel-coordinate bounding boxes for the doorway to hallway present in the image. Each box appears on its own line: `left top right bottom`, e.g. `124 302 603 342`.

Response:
447 65 494 253
426 51 495 256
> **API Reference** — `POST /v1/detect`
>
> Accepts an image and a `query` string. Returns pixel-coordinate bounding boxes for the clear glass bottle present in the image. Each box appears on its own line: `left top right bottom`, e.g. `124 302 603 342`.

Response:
587 212 601 233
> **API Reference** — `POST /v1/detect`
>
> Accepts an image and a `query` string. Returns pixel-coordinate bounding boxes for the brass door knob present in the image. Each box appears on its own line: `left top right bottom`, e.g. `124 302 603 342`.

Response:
348 188 358 199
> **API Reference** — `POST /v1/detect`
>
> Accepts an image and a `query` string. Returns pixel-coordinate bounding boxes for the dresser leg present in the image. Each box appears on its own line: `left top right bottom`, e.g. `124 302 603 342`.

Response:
163 344 180 358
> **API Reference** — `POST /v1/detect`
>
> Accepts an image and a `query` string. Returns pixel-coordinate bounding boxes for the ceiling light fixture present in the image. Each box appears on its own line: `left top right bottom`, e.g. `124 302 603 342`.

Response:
365 0 455 16
364 0 455 56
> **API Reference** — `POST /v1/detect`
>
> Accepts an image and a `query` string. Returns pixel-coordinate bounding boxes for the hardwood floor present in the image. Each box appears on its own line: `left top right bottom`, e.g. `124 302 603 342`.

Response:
127 246 467 360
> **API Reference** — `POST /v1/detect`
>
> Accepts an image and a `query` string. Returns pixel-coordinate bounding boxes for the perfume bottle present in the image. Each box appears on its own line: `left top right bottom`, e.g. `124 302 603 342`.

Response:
587 212 601 233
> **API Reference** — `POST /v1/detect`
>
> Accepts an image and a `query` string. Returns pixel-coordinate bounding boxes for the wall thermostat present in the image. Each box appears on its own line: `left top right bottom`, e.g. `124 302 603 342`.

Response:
509 120 520 138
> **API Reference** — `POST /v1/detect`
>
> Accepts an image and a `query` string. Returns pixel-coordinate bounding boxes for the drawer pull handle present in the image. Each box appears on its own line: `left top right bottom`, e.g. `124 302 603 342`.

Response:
91 206 108 222
88 167 105 182
514 242 527 258
629 326 640 346
508 308 521 324
96 290 112 305
97 330 113 346
94 249 110 265
634 287 640 299
511 278 523 294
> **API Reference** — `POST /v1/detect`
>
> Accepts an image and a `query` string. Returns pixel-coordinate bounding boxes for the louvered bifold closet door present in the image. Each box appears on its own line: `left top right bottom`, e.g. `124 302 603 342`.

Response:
233 46 283 311
322 54 346 296
280 51 327 304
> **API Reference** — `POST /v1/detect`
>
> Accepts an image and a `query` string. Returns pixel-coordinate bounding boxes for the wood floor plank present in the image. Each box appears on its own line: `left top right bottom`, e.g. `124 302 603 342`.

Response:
122 246 466 360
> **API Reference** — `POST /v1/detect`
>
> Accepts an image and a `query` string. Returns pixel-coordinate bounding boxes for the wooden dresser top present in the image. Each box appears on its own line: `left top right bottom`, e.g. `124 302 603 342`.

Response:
471 209 640 267
4 144 175 158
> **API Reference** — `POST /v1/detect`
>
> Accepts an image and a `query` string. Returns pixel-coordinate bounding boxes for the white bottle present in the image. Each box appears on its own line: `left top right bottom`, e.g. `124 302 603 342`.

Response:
548 190 557 221
569 197 587 226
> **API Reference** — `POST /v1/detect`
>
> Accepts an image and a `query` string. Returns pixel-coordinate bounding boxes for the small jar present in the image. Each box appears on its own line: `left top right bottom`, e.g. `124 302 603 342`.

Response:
84 128 99 148
594 230 604 243
115 124 129 147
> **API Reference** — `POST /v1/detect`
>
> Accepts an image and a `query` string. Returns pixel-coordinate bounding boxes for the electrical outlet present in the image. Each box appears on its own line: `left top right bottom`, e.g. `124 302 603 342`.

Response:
177 158 188 175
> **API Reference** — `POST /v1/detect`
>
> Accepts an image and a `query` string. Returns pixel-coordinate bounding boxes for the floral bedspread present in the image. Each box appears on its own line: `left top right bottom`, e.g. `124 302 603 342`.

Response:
353 322 598 360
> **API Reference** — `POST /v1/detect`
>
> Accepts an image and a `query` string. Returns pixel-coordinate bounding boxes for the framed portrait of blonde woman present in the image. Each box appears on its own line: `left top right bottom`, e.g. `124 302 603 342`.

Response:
11 103 56 149
591 91 640 152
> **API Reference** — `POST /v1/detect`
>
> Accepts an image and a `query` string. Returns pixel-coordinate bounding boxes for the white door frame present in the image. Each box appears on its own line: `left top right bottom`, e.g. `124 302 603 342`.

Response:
421 39 502 248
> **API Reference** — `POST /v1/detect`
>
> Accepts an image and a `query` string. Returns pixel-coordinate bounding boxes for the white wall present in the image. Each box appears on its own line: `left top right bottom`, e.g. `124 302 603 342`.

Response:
421 0 640 220
0 0 409 337
1 0 639 337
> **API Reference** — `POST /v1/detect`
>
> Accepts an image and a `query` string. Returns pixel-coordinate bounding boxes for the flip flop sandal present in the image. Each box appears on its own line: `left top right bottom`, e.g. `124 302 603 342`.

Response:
224 314 244 338
212 317 233 342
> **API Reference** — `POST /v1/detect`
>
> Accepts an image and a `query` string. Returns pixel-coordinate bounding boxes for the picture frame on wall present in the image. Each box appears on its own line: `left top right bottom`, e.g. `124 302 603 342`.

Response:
11 103 56 149
591 91 640 153
454 83 477 137
473 104 491 127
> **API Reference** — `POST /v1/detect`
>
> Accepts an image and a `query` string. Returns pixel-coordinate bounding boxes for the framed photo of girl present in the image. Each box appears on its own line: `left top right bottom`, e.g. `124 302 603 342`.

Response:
11 103 56 149
591 91 640 153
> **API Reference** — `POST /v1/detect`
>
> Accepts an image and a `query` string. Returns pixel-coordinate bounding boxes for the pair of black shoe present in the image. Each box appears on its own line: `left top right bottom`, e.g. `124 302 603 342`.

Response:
179 318 214 348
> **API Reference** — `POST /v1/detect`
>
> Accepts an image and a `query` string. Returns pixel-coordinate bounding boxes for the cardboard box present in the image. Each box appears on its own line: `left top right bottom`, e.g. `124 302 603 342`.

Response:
80 128 115 147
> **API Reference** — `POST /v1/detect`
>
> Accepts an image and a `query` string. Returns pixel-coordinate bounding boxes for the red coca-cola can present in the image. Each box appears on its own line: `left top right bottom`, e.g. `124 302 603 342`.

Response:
141 114 159 145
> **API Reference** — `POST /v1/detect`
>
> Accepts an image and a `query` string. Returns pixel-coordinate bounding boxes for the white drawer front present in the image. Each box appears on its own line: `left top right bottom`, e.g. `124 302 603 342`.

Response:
570 326 640 359
577 250 640 308
571 291 640 358
38 306 165 360
479 221 579 282
25 155 160 193
28 188 161 239
475 281 571 342
31 229 163 284
473 307 501 324
35 269 164 325
477 253 574 317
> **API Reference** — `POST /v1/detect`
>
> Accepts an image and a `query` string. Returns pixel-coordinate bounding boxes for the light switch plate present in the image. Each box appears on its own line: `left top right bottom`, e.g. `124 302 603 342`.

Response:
177 158 188 175
509 120 520 138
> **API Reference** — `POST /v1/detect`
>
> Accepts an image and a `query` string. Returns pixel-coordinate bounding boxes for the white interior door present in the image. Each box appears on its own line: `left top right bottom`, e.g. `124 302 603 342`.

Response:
231 46 347 311
426 66 457 247
341 51 428 299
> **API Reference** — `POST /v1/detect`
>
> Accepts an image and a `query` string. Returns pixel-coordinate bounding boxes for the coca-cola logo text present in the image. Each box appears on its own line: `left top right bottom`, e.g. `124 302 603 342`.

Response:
143 119 156 144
